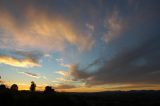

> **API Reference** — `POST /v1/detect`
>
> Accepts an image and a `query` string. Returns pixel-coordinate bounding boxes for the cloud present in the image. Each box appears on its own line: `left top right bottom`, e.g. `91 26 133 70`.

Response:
0 0 159 91
54 84 77 89
56 77 73 83
55 70 69 77
69 65 90 81
0 5 94 52
56 58 71 68
86 23 94 32
54 70 74 83
15 51 43 60
66 35 160 86
18 71 40 78
0 80 4 83
55 65 91 83
111 84 160 90
103 10 124 43
0 55 40 68
61 1 160 87
44 54 52 59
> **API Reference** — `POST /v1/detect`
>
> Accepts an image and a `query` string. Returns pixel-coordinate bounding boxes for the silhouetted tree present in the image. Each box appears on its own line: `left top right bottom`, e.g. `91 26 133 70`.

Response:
0 84 6 90
30 81 36 92
10 84 18 91
0 75 2 84
44 86 55 93
0 84 12 105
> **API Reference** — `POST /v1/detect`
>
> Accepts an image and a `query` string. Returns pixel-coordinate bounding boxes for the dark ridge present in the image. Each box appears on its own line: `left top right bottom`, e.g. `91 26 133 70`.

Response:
0 85 160 106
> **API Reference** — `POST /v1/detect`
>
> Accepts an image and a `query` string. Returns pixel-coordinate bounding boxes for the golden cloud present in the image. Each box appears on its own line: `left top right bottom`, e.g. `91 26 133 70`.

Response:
0 55 40 68
0 7 94 52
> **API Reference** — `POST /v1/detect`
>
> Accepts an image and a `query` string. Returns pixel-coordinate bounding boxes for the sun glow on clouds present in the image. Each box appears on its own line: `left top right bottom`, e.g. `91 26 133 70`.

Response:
0 0 160 92
0 55 40 68
56 71 69 77
0 7 94 52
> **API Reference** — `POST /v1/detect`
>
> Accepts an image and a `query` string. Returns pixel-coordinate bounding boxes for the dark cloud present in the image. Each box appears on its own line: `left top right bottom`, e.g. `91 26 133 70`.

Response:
18 71 40 78
55 84 77 89
70 65 90 81
69 35 160 86
15 50 43 62
67 0 160 86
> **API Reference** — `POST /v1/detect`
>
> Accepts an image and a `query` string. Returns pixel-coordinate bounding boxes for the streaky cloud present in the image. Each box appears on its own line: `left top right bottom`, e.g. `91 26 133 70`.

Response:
54 84 77 89
0 55 40 68
0 5 95 52
18 71 40 78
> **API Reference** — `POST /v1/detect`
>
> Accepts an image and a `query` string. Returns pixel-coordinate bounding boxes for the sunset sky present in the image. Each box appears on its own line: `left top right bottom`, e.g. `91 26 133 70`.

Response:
0 0 160 92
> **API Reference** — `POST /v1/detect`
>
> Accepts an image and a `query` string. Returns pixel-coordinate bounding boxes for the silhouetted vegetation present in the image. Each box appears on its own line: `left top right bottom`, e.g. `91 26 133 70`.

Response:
44 86 55 94
10 84 18 91
0 83 160 106
0 84 6 90
30 81 36 92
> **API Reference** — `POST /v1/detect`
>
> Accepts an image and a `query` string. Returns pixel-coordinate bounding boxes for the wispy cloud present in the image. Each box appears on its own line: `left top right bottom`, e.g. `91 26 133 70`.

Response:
56 58 71 68
0 55 40 68
18 71 40 78
55 70 69 77
0 5 94 52
44 54 52 59
107 84 160 90
54 84 77 89
103 10 124 43
56 77 73 83
86 23 94 32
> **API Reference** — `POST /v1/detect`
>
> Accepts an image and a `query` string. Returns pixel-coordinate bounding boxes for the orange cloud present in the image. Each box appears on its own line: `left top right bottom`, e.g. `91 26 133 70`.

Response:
0 55 40 68
0 7 94 52
56 86 106 92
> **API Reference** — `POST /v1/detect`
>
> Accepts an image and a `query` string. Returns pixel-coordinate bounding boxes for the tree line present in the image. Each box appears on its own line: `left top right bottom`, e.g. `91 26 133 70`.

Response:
0 81 55 93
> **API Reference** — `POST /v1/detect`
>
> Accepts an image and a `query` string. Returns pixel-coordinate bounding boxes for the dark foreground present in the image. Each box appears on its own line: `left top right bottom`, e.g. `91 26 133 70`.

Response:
0 90 160 106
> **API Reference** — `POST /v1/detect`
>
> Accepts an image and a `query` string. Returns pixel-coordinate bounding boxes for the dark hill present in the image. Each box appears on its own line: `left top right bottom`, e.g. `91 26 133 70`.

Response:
0 89 160 106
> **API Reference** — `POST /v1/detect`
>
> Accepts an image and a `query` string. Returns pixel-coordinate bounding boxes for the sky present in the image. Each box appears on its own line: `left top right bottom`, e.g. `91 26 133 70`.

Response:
0 0 160 92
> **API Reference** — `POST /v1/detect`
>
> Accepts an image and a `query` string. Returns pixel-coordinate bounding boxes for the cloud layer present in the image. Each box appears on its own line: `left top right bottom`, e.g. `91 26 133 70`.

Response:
0 0 160 91
0 4 94 52
66 35 160 86
54 84 76 89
